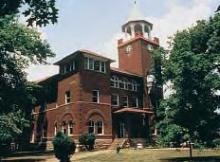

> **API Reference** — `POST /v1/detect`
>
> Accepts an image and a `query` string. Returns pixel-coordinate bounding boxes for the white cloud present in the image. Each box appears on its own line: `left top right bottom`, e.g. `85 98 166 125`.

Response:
25 65 59 81
25 0 216 81
98 33 124 67
148 0 214 48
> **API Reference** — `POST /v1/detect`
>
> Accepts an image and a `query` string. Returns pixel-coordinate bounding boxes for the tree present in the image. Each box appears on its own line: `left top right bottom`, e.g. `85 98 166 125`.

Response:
53 132 76 162
157 13 220 146
0 15 54 153
0 0 58 26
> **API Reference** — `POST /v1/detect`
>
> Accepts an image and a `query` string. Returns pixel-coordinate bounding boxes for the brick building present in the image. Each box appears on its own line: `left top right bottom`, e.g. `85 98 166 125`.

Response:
31 3 160 148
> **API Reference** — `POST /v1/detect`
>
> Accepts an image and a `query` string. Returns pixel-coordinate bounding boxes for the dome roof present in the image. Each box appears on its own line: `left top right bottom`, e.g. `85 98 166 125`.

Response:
127 1 145 22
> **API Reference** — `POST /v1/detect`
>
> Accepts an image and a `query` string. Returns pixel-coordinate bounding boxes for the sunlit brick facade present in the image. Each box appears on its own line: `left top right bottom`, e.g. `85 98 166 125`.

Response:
31 3 161 148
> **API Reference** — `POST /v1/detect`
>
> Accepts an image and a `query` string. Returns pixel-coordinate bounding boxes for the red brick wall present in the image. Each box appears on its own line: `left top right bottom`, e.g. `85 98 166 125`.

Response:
118 38 157 76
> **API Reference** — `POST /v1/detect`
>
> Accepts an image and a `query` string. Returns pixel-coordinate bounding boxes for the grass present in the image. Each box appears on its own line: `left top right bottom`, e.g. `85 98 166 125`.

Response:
3 148 220 162
71 148 220 162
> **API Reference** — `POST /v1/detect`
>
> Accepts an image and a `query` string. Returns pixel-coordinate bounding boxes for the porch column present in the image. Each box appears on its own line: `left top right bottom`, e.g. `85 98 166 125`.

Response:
126 114 131 138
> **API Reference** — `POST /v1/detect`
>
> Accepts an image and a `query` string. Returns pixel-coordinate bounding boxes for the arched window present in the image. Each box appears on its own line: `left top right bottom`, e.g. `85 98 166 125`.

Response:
96 121 103 135
62 121 67 134
126 26 132 35
88 120 95 134
68 121 74 135
134 24 142 34
110 75 119 88
54 123 57 136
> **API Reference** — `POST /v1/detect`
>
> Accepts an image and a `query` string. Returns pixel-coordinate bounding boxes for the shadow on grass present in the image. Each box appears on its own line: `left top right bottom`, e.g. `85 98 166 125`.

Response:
2 159 44 162
161 156 220 162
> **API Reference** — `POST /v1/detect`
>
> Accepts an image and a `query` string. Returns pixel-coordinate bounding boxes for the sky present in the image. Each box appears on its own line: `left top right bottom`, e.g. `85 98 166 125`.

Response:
25 0 220 81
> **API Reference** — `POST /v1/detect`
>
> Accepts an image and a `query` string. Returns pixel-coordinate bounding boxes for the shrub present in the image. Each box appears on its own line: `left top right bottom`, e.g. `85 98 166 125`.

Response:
52 132 76 162
157 124 189 147
213 138 220 148
79 133 96 150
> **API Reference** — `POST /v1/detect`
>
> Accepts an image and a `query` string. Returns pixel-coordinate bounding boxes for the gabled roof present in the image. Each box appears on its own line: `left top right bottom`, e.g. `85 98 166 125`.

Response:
54 49 115 65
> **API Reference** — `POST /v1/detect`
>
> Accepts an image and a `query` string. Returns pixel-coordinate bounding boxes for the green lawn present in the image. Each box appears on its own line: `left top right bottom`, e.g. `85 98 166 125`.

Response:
71 149 220 162
3 148 220 162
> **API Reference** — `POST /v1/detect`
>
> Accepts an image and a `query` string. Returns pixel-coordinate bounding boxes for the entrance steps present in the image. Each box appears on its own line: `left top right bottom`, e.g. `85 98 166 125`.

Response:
108 138 128 150
109 138 147 150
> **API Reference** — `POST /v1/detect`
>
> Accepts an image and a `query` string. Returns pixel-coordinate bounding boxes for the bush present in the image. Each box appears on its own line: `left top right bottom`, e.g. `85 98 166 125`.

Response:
213 138 220 148
52 132 76 162
157 124 189 147
79 133 96 150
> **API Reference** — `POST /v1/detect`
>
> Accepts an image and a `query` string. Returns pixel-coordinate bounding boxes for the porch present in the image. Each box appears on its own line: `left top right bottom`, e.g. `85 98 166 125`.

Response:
112 107 153 140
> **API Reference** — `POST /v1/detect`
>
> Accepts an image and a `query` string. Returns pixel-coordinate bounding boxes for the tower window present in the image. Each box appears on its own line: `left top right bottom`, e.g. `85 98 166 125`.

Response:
92 90 100 103
125 45 132 54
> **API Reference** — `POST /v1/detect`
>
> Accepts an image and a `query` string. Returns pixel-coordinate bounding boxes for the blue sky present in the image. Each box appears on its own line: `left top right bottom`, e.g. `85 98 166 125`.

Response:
26 0 220 81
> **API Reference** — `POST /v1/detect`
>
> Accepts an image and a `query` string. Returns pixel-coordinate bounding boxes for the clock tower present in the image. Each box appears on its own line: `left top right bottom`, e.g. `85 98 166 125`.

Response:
118 1 159 76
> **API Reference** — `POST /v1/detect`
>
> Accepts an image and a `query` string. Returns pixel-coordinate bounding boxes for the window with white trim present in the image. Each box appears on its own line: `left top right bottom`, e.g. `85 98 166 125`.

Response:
111 94 119 106
111 75 119 88
131 97 139 108
96 121 103 135
92 90 100 103
62 121 67 134
122 96 128 107
68 121 74 135
132 80 138 91
65 91 71 104
54 123 57 136
63 61 75 74
85 57 106 73
88 120 95 134
119 79 127 89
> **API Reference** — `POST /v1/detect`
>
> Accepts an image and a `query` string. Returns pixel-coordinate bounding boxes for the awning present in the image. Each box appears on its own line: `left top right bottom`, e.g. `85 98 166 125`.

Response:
113 108 154 114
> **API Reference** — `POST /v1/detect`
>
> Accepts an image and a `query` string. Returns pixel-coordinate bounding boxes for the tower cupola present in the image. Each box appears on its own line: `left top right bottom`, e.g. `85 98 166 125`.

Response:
122 1 153 40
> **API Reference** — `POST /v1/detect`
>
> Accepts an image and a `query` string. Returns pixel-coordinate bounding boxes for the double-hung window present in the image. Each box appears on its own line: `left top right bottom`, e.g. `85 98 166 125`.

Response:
122 96 128 107
92 90 100 103
111 94 119 106
85 57 106 73
65 91 71 104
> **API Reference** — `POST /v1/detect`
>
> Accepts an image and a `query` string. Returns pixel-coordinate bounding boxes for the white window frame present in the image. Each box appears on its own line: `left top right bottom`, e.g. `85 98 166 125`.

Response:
65 91 71 104
101 62 106 73
135 97 139 108
132 80 138 92
54 123 57 136
72 61 75 71
111 94 119 106
89 58 94 70
85 57 106 73
111 75 119 88
88 120 95 134
96 121 104 135
62 121 67 134
122 96 128 107
92 90 100 103
68 121 74 136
